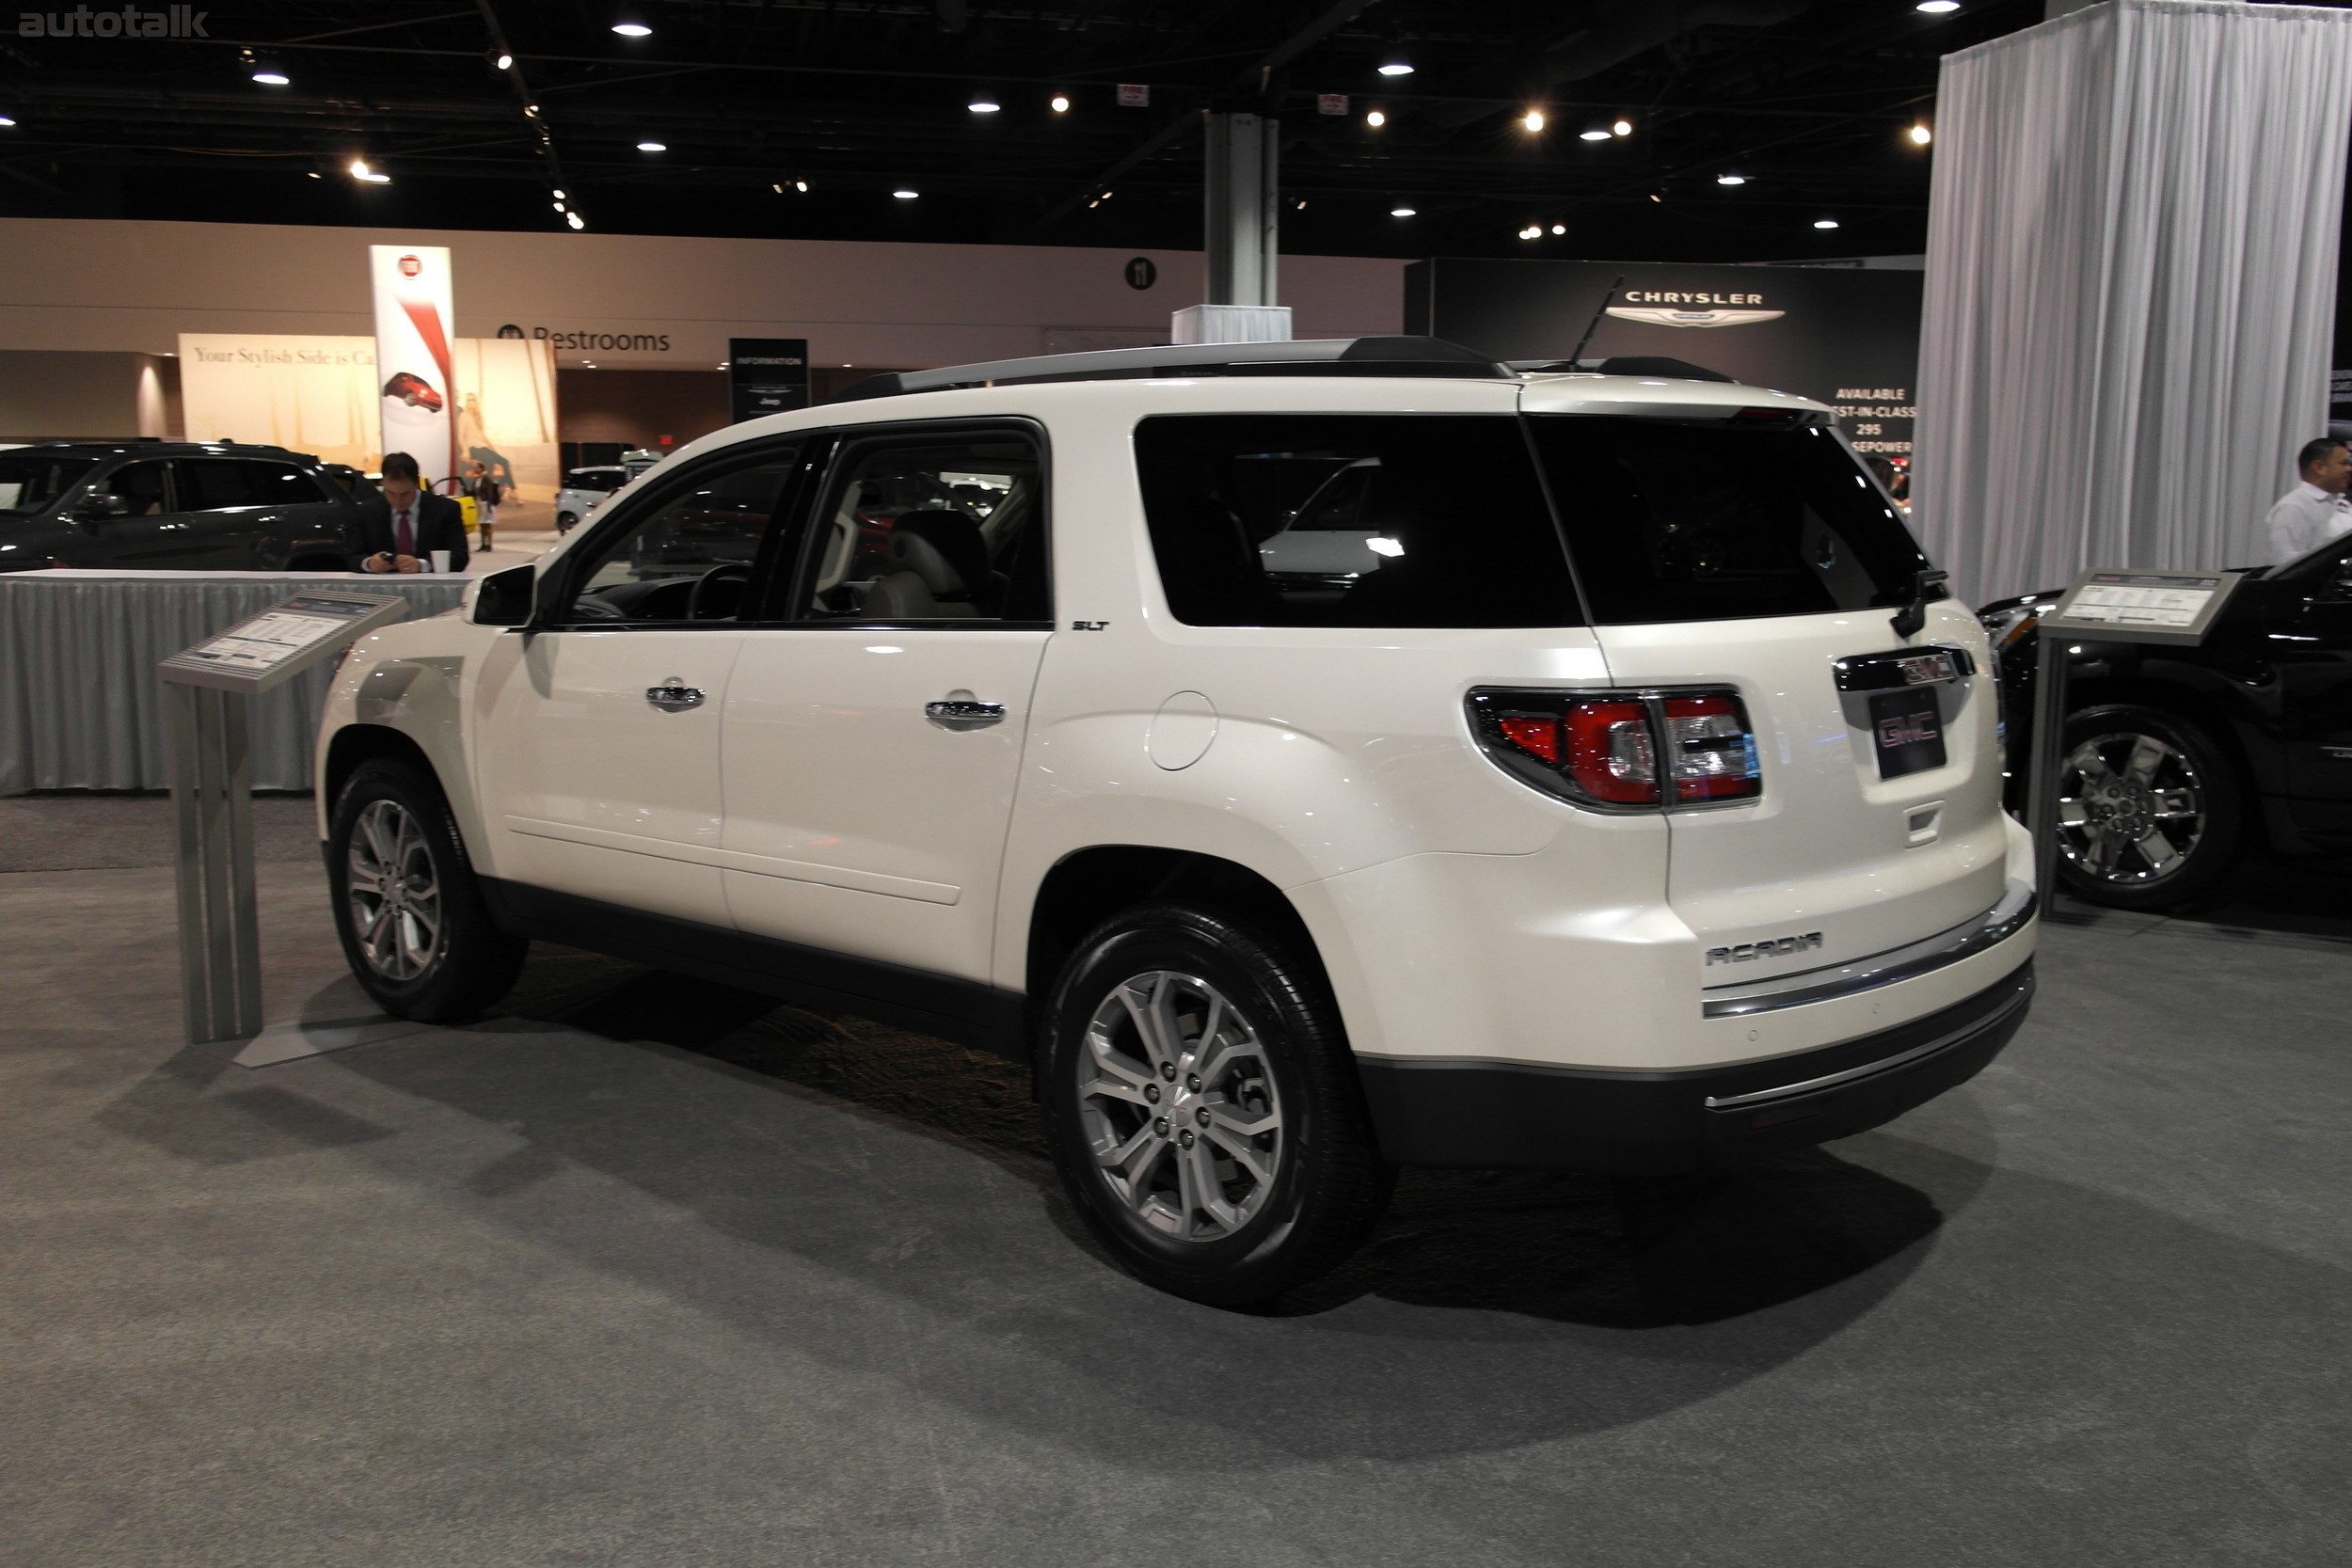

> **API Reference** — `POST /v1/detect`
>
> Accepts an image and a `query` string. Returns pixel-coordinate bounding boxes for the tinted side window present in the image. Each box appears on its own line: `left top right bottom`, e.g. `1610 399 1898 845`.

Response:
562 448 800 623
1527 417 1930 625
107 461 172 516
1134 415 1581 628
796 431 1046 623
242 461 331 505
176 459 266 511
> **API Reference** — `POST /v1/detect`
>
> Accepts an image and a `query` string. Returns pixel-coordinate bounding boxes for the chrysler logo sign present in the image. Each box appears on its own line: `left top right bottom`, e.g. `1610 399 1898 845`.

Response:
1609 289 1784 329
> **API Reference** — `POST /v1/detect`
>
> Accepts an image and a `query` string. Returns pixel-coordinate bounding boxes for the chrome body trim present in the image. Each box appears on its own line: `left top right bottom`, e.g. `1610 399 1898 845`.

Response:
1700 878 2035 1019
1702 973 2032 1110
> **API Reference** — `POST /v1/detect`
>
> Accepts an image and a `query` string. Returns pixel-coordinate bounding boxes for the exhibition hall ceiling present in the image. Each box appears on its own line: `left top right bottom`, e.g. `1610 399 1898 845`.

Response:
1 0 2054 261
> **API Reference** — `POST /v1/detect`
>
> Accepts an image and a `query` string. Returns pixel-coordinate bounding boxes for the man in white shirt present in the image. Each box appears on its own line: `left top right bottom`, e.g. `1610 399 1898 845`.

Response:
2265 436 2352 563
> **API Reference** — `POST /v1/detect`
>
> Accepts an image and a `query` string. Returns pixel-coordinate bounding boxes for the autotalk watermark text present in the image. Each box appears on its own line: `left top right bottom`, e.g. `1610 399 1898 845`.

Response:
19 6 208 37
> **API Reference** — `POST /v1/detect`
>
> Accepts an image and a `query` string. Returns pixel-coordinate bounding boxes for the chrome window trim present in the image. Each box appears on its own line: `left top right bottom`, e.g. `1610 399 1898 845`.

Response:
1700 878 2035 1019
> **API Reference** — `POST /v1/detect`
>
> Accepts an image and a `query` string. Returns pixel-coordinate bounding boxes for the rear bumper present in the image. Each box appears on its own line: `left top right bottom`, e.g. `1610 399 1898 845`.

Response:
1357 958 2033 1173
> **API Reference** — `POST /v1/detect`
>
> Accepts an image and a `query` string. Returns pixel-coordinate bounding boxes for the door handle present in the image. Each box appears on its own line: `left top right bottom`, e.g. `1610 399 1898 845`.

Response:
645 682 706 712
926 694 1006 731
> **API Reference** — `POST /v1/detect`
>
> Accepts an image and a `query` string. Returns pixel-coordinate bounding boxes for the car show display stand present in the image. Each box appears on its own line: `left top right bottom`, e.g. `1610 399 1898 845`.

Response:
160 592 409 1053
2026 567 2248 901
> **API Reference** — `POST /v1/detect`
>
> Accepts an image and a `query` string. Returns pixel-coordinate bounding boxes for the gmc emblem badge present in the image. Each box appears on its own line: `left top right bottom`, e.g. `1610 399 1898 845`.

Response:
1707 932 1824 965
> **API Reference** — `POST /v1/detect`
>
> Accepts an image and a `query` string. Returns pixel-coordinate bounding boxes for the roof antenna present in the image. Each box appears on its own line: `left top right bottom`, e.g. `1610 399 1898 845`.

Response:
1566 274 1624 369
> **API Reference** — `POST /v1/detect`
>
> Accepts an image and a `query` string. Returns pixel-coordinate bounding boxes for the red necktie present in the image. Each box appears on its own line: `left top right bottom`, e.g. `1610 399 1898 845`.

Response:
394 508 413 557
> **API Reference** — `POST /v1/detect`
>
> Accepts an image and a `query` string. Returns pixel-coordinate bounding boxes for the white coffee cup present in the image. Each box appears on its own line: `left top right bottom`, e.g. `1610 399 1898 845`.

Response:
430 549 452 574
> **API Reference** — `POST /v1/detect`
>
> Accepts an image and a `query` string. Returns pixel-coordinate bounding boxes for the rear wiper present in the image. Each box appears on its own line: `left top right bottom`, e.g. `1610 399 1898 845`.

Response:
1890 568 1950 641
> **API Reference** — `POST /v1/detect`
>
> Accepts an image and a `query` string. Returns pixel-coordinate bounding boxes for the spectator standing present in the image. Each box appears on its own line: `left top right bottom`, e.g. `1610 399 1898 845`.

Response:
467 460 501 553
2264 436 2352 563
353 451 469 574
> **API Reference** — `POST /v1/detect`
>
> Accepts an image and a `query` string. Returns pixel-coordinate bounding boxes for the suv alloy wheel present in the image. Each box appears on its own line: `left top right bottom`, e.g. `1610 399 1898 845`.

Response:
1043 903 1388 1306
328 760 528 1021
2055 704 2243 910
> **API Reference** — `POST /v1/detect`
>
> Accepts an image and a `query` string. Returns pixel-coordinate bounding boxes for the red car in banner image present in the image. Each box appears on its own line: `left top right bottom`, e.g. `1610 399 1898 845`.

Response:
383 372 445 413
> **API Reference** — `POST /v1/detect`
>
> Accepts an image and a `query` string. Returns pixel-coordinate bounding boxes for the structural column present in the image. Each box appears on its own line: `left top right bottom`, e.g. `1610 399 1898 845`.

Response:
1175 110 1292 343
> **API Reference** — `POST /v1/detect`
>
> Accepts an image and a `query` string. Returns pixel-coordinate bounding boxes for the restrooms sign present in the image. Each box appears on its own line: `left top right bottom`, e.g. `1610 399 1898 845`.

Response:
369 245 457 486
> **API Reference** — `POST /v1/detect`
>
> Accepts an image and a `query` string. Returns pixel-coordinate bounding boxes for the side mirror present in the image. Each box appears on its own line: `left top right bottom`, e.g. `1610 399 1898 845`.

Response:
467 562 536 626
72 493 135 522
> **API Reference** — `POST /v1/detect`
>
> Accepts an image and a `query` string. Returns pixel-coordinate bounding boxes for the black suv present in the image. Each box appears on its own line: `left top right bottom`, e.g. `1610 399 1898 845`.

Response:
0 441 364 573
1982 531 2352 909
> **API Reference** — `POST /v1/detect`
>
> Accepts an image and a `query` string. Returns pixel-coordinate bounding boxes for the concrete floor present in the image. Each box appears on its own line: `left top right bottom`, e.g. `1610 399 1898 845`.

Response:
2 798 2347 1567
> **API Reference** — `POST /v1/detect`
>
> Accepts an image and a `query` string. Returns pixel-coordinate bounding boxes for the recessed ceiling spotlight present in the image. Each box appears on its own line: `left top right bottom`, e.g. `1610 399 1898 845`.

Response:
1579 121 1612 142
551 199 565 213
1549 223 1565 235
1518 225 1540 240
1612 118 1632 136
495 52 513 71
1814 217 1841 230
894 188 920 199
250 58 291 87
636 140 666 151
1915 1 1960 11
795 180 809 192
307 170 320 178
1717 173 1747 186
1910 123 1933 145
1521 110 1546 133
969 95 1000 114
1365 109 1386 128
566 211 586 230
551 188 566 199
1377 56 1413 77
348 158 389 183
612 19 653 38
1050 93 1071 113
0 114 16 128
1391 205 1417 217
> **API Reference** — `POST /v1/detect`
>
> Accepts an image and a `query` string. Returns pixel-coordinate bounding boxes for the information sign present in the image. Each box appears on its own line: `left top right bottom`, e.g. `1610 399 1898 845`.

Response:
2038 568 2247 647
160 592 409 694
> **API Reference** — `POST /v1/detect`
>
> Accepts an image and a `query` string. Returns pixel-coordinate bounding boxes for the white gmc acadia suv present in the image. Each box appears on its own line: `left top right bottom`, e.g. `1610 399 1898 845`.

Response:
315 336 2037 1305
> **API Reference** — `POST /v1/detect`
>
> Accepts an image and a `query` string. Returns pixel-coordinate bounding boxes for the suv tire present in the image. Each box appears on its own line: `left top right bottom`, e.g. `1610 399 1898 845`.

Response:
2055 703 2244 911
328 759 527 1022
1042 902 1388 1306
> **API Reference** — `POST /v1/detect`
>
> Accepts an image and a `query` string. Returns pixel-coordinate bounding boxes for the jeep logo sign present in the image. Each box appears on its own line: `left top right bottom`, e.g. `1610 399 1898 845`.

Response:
1707 932 1825 966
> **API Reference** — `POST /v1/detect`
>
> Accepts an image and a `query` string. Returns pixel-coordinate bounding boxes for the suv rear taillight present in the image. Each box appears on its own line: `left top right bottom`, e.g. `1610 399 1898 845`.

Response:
1468 688 1762 812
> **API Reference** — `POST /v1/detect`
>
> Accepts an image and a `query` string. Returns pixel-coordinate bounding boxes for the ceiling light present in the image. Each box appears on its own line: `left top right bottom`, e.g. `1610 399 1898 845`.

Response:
1522 110 1546 133
1377 57 1413 77
348 159 389 183
566 212 585 230
551 199 565 213
1391 206 1416 217
612 19 653 38
1050 93 1071 113
795 180 809 192
1915 1 1960 11
894 188 919 198
250 59 291 87
551 188 566 199
1365 109 1386 128
495 52 513 71
1518 225 1540 240
1814 218 1840 230
1580 122 1612 142
1717 173 1747 186
969 96 1000 114
1549 223 1565 235
523 103 540 118
0 115 15 128
637 140 666 151
306 170 320 179
1613 118 1632 136
1910 123 1933 146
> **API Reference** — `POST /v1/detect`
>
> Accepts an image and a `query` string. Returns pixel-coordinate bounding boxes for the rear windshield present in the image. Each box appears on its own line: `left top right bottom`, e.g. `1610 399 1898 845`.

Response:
1133 415 1583 627
1527 416 1929 624
0 454 97 515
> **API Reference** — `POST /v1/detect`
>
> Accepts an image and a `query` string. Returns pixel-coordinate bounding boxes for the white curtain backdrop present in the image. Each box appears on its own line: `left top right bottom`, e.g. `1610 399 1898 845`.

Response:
1915 0 2352 604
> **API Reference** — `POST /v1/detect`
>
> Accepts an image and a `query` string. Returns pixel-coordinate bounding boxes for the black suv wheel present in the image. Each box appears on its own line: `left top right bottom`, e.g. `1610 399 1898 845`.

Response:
2055 704 2244 910
1041 902 1389 1307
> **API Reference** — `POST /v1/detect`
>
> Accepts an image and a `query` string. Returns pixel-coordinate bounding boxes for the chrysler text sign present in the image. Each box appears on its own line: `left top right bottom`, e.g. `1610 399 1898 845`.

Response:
1405 259 1923 456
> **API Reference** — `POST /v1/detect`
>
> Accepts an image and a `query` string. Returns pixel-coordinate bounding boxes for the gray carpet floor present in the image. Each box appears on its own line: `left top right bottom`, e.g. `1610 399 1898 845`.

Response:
2 798 2346 1566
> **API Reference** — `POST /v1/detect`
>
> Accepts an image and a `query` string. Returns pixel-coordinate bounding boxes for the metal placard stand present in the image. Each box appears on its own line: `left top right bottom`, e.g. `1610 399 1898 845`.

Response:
2026 568 2248 902
159 593 410 1047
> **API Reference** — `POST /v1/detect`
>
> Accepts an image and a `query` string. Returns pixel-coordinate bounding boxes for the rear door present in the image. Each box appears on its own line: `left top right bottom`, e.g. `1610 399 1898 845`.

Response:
171 458 286 566
1525 402 2011 993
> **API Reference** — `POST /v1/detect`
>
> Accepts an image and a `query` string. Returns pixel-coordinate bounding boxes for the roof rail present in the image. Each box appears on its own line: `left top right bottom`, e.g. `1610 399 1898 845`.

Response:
828 334 1510 404
1507 355 1737 384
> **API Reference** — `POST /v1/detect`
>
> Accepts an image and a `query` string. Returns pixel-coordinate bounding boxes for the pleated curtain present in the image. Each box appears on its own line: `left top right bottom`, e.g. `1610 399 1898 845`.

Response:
1915 0 2352 604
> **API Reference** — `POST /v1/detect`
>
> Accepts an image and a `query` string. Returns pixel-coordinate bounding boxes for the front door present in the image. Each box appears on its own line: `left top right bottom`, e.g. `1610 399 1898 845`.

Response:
720 423 1051 997
472 442 804 951
81 458 201 566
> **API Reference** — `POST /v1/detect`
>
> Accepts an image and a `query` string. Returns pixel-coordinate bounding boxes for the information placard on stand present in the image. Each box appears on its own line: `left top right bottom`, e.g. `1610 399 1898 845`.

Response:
2026 568 2249 905
159 593 410 1048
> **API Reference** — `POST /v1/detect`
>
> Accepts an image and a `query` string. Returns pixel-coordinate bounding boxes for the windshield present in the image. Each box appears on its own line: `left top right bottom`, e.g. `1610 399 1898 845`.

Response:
0 454 97 516
1526 416 1931 624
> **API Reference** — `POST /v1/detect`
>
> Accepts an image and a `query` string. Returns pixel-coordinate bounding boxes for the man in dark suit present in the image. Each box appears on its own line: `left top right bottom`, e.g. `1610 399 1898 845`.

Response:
352 451 469 573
